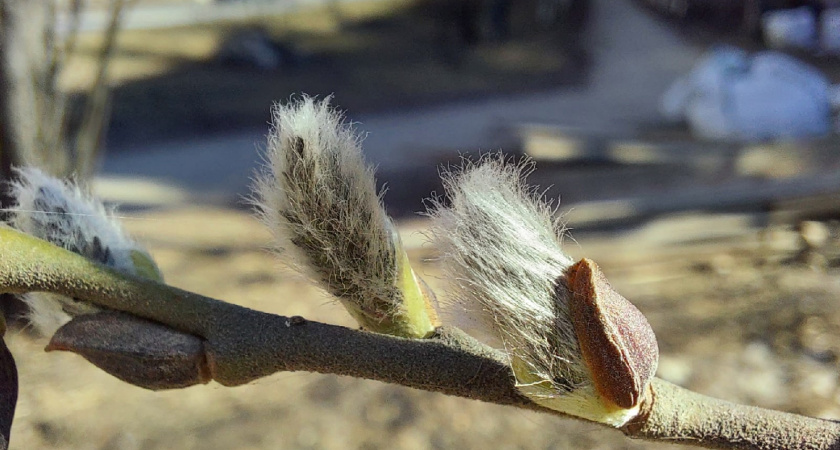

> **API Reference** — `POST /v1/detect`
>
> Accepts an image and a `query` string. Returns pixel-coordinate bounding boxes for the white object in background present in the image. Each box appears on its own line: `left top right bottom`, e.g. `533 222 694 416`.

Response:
661 47 832 141
728 52 830 140
763 7 818 51
820 8 840 54
660 47 748 127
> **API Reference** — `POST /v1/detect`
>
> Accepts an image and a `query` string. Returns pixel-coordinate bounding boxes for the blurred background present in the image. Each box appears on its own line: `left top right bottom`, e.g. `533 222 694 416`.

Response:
4 0 840 448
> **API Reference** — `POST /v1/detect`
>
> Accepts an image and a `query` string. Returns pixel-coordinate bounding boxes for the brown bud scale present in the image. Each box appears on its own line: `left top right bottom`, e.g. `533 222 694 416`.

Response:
567 258 658 409
47 312 211 390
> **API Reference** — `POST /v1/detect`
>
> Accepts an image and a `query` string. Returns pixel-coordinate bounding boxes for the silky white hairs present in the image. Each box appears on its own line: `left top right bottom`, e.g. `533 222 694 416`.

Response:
428 155 589 393
8 167 159 336
252 96 404 321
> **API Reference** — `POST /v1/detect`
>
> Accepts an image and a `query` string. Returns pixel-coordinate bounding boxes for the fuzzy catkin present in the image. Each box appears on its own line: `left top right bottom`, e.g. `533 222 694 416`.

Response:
428 155 590 392
252 96 403 318
8 167 157 336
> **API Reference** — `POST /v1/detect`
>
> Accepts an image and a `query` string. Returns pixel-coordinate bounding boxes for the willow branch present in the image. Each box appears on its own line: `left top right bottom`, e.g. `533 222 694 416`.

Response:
1 227 839 449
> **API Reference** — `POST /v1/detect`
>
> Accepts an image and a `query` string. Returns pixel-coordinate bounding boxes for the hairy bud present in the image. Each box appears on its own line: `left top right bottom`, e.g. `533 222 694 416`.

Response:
428 156 658 426
252 96 437 338
7 167 161 336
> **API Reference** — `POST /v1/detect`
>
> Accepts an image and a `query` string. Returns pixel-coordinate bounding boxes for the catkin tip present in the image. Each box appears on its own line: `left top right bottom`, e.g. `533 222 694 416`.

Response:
251 96 434 335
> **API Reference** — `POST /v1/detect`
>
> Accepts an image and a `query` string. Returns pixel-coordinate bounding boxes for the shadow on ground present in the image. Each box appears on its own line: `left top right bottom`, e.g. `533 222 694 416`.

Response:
83 1 591 149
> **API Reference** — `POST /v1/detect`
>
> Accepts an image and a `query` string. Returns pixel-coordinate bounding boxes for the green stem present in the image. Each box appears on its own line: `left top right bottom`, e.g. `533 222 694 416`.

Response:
0 226 234 337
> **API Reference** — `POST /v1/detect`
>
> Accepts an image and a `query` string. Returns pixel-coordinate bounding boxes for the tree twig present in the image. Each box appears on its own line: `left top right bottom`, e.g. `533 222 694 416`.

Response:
0 226 839 449
72 0 127 180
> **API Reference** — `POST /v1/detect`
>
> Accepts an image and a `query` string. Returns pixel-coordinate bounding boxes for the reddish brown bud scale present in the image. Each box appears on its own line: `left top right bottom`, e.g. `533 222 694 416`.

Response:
567 258 658 409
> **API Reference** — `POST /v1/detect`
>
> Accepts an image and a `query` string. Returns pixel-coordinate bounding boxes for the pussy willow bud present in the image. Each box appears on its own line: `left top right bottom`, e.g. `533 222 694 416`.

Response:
7 167 162 336
8 168 210 390
428 156 658 426
252 96 438 338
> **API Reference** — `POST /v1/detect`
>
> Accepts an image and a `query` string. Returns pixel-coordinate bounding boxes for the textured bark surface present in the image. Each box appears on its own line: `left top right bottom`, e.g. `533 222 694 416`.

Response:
626 379 840 450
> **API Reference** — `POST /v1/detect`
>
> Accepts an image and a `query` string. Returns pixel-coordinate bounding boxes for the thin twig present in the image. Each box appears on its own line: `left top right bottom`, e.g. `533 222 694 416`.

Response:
72 0 126 179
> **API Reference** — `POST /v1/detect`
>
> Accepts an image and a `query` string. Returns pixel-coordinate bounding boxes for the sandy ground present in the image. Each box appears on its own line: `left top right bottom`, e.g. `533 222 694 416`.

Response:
6 205 840 449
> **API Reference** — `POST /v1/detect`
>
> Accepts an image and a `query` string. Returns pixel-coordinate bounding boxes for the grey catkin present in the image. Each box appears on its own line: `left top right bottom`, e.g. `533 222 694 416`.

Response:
252 96 405 321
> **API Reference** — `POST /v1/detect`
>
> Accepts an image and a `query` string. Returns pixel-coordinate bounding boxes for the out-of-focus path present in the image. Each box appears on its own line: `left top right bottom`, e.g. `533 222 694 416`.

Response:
67 0 374 32
99 0 705 207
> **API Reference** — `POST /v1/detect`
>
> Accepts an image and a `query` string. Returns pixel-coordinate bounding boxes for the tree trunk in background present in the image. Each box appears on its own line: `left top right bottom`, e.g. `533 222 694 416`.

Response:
0 0 67 180
0 0 23 194
0 1 36 323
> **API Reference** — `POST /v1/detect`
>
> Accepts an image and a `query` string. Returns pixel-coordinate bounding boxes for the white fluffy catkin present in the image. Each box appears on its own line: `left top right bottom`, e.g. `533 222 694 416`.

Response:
8 167 159 336
428 156 590 393
252 96 403 321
